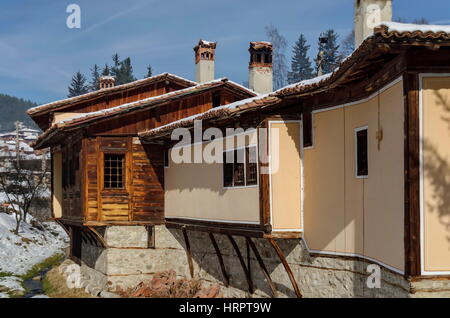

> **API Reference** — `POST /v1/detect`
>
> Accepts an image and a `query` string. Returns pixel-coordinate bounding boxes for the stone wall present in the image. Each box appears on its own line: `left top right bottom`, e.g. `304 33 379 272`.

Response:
78 225 450 298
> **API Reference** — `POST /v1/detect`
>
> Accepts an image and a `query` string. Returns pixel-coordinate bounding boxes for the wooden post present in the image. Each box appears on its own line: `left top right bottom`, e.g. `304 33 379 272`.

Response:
267 238 302 298
403 72 421 277
182 227 194 278
209 233 230 287
246 237 277 298
227 234 253 294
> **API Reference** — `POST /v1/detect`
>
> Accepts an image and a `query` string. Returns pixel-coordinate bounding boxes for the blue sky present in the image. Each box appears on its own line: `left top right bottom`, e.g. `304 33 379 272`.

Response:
0 0 450 104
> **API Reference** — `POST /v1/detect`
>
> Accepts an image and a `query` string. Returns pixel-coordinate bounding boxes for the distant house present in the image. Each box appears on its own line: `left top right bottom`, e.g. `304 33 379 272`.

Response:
28 0 450 298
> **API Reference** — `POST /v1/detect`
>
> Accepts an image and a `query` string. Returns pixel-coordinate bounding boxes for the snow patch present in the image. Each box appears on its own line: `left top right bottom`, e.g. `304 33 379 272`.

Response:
380 21 450 34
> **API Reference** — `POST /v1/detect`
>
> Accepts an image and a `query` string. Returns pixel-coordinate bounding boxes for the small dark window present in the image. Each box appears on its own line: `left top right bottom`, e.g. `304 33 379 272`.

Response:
264 54 272 64
246 146 258 186
104 154 125 189
212 93 221 108
356 128 368 177
164 149 169 168
223 151 234 187
256 53 262 63
223 147 258 188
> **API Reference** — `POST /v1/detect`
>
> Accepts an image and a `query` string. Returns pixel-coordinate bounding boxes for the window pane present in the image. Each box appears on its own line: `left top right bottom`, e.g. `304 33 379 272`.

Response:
104 154 125 189
356 129 368 176
246 146 258 186
223 152 233 187
234 149 245 186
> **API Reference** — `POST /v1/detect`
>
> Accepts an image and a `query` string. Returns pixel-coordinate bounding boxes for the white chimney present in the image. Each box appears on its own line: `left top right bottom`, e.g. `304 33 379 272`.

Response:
355 0 392 47
194 40 216 83
248 41 273 94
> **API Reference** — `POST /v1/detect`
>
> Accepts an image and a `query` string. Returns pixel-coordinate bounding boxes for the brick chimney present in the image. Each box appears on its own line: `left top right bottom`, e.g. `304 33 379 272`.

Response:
193 40 216 83
248 41 273 94
99 76 115 89
355 0 392 47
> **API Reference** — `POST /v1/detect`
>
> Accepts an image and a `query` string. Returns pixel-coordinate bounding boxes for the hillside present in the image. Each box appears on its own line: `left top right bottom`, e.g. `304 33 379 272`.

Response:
0 94 39 131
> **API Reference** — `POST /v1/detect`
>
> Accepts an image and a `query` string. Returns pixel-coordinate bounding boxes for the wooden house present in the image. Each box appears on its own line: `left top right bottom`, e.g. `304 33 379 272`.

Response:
29 54 257 259
139 22 450 294
28 1 450 298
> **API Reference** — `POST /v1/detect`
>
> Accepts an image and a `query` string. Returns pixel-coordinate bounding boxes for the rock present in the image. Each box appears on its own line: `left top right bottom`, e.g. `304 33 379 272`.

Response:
100 291 121 298
32 276 41 281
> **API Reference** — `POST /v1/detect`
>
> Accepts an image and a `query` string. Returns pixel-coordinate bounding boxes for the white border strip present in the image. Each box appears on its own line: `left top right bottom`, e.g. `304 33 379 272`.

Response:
268 120 304 233
312 76 403 115
302 238 405 275
419 73 450 276
166 216 260 225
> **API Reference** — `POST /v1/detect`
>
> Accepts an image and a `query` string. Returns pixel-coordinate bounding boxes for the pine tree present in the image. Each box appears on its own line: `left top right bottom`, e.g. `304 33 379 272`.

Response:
145 65 153 78
265 25 288 90
316 29 341 75
89 64 100 91
287 34 313 84
67 71 89 97
340 30 355 59
116 57 136 85
102 64 110 76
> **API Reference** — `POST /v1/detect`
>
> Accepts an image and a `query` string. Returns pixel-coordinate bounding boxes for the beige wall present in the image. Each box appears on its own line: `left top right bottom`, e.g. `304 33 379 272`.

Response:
53 112 82 124
304 80 405 272
165 130 260 224
269 121 302 231
421 76 450 273
52 151 63 218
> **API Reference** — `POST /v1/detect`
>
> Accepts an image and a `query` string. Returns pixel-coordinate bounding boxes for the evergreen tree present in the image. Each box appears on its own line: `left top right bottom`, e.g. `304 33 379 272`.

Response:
89 64 100 91
265 25 288 90
340 30 355 59
110 53 121 79
116 57 136 85
316 29 341 75
102 64 110 76
67 71 89 97
145 65 153 78
287 34 313 84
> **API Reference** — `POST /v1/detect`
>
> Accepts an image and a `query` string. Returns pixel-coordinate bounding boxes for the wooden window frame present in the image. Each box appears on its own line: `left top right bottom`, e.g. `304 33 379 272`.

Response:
102 152 126 191
223 146 259 189
355 126 369 178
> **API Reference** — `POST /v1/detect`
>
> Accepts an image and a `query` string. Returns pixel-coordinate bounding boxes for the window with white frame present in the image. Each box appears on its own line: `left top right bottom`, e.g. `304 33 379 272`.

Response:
355 127 368 178
223 146 258 188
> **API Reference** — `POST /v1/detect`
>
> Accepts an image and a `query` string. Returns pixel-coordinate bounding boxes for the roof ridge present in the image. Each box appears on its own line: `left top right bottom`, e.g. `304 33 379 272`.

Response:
27 72 197 116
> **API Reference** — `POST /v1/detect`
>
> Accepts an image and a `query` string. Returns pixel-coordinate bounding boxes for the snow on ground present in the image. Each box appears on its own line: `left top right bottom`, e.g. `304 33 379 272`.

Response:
0 212 69 276
0 276 24 294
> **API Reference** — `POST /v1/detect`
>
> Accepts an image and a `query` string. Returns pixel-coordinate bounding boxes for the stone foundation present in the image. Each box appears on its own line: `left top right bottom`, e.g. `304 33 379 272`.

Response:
78 225 450 298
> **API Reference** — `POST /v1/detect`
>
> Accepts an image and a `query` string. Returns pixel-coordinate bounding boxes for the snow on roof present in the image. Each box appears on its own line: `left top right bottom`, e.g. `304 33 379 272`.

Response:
27 73 197 115
140 93 274 137
380 21 450 34
55 78 229 126
274 73 333 93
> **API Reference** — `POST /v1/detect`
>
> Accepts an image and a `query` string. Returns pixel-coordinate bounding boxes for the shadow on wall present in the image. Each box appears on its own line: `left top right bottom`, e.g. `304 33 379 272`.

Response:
168 228 301 298
423 91 450 246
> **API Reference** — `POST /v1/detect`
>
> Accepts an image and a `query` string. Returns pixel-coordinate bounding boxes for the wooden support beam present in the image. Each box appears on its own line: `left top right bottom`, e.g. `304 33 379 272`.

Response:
86 226 108 248
267 238 302 298
246 237 277 298
227 235 254 294
209 233 230 287
182 227 194 278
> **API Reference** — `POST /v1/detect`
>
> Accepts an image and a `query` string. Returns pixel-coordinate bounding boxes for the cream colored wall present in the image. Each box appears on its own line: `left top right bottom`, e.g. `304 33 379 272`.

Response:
53 112 82 124
304 80 405 272
421 76 450 273
269 122 302 231
52 152 63 218
165 130 260 224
